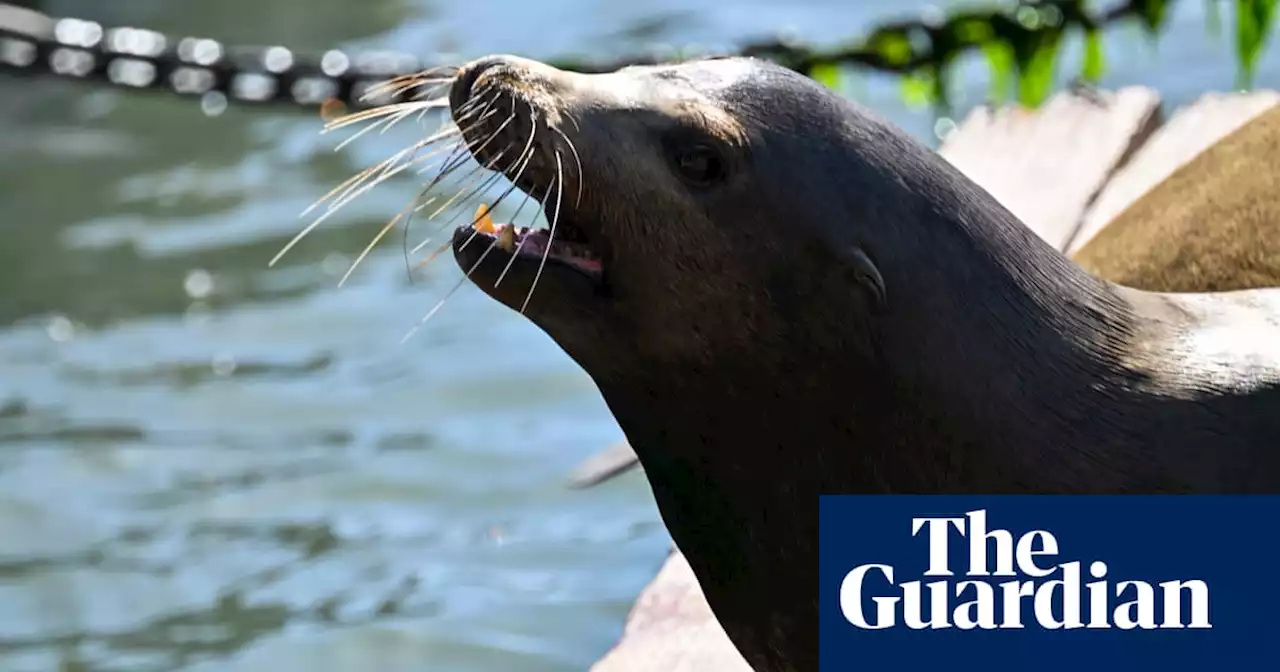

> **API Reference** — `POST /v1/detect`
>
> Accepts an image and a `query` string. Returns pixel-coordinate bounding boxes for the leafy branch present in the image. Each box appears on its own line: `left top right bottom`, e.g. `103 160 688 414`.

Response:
548 0 1277 110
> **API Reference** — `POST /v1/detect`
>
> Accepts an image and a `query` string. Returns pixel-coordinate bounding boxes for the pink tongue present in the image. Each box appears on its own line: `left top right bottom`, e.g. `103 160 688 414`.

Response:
513 229 599 271
519 230 550 256
510 229 600 271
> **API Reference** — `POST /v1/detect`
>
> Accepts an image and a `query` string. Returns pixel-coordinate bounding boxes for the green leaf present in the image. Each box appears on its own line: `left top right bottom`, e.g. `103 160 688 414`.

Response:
901 71 936 109
1082 26 1106 81
1236 0 1278 88
1016 33 1063 107
951 17 995 46
1136 0 1171 35
865 28 915 67
982 41 1015 103
809 62 842 90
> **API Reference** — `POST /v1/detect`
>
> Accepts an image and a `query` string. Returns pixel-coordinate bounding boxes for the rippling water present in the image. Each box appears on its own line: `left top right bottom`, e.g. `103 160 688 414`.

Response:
1 0 1276 669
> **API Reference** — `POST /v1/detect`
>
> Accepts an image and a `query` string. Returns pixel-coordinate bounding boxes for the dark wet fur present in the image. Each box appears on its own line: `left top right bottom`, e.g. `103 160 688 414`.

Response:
446 56 1280 671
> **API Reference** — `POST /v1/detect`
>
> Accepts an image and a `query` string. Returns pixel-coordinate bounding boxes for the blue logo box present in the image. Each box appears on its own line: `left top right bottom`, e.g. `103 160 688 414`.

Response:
818 496 1280 671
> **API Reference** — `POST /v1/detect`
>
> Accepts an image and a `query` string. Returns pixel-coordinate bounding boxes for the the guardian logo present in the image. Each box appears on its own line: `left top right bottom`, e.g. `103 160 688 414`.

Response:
839 509 1212 631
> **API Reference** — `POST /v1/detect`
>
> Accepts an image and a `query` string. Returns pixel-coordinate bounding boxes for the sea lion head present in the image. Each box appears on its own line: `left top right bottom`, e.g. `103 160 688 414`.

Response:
447 55 920 377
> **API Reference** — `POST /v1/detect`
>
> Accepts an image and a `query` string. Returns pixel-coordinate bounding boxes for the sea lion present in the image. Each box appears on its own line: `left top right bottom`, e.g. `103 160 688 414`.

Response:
569 100 1280 488
1073 104 1280 291
443 54 1280 671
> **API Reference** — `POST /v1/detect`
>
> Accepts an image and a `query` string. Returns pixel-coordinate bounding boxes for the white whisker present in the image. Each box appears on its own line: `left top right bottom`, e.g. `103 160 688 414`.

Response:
442 147 537 257
450 115 539 257
275 143 442 267
324 100 447 134
338 212 405 288
494 181 546 289
427 147 511 220
400 237 502 344
361 67 457 102
297 67 596 339
376 102 447 136
460 108 517 160
550 125 584 208
302 125 461 224
520 152 565 314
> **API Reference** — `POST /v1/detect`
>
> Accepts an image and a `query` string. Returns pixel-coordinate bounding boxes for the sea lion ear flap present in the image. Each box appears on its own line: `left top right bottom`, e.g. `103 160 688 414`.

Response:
843 246 887 313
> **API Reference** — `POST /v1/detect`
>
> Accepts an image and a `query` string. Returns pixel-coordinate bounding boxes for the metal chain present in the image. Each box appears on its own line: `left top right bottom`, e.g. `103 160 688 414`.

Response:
0 0 1177 113
0 4 431 112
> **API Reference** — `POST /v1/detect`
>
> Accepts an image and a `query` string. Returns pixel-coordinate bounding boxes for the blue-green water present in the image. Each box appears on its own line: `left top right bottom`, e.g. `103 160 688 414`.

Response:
1 1 1276 669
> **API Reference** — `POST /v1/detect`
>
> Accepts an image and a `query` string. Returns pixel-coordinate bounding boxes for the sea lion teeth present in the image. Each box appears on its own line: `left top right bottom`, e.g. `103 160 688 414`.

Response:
498 224 516 252
474 203 496 234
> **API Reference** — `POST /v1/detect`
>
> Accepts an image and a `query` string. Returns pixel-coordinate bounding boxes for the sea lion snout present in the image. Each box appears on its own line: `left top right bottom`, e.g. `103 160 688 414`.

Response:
448 55 507 111
446 55 586 192
442 54 621 329
449 54 577 114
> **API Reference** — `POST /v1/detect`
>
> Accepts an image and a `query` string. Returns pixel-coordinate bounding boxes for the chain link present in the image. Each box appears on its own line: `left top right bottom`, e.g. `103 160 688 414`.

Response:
0 4 435 111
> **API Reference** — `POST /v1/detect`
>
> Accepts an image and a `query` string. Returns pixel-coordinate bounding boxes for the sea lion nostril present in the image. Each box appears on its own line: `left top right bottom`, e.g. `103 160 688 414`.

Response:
449 56 514 118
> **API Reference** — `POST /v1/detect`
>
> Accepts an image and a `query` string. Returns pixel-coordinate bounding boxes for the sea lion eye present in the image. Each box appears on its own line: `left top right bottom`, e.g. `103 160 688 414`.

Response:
670 144 725 187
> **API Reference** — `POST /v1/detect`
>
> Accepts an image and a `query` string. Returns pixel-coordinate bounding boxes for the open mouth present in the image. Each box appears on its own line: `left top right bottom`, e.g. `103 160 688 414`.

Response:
455 203 604 280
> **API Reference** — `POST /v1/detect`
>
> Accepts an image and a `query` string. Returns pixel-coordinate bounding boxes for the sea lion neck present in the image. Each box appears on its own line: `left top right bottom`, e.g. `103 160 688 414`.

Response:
856 139 1145 459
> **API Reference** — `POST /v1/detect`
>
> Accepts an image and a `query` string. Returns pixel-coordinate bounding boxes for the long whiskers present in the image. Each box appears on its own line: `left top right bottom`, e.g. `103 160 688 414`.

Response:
519 152 565 314
286 91 511 275
407 101 509 199
397 100 534 278
452 135 537 254
273 137 451 268
335 145 482 289
360 65 457 101
403 99 535 258
312 125 461 216
493 181 548 289
424 134 514 220
338 120 515 285
322 78 473 143
295 68 589 343
270 85 495 269
324 99 446 137
399 236 502 345
361 71 454 103
406 134 535 272
549 126 584 208
448 141 538 258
